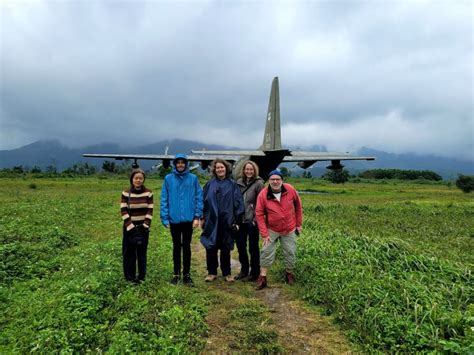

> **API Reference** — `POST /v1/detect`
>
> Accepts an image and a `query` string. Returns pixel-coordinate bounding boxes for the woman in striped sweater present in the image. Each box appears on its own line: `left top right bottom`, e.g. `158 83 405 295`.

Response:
120 169 154 283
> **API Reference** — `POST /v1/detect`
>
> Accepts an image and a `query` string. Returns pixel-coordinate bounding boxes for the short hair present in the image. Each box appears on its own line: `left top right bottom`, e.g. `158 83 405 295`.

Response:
211 159 232 178
240 160 259 181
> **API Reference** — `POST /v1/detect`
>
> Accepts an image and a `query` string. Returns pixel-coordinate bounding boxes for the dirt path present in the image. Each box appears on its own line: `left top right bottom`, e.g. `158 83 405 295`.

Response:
192 240 352 353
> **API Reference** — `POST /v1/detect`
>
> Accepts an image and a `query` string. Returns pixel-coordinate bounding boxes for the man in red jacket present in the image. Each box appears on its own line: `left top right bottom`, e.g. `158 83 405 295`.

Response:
255 169 303 290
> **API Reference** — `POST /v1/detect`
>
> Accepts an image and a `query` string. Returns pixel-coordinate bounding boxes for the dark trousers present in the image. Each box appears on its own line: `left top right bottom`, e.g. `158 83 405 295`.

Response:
122 228 149 281
206 247 231 277
236 222 260 277
206 222 231 276
170 222 193 276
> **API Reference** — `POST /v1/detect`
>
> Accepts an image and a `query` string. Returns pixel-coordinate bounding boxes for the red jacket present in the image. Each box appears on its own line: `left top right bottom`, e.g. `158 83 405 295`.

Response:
255 183 302 238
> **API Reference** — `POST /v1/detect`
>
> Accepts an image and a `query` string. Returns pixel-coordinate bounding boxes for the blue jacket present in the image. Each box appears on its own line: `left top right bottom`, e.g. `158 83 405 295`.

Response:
200 177 244 250
160 157 203 225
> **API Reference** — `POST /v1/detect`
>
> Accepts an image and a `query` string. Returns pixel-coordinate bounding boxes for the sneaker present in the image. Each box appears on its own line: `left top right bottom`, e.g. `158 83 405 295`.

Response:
285 272 295 285
205 274 217 282
234 272 248 280
170 275 180 285
183 274 194 287
225 275 235 283
255 275 267 290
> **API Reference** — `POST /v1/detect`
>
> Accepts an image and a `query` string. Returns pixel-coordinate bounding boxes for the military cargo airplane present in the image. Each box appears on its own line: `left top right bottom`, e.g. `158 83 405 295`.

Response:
83 77 375 179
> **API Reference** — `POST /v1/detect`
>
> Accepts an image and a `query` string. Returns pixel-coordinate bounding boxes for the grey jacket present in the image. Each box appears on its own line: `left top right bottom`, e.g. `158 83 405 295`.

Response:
236 177 264 223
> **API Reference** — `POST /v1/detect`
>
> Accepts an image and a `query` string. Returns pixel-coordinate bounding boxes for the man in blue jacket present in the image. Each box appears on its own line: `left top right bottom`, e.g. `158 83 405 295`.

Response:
161 154 203 286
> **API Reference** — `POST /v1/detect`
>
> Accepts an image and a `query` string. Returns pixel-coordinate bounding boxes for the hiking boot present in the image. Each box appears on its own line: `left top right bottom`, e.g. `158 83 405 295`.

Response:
255 275 267 290
225 275 235 283
183 274 194 287
205 274 217 282
170 275 180 285
285 272 295 285
234 272 248 281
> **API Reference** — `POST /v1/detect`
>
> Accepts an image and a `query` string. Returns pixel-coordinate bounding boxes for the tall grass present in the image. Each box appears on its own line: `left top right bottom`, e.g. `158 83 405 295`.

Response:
293 181 473 352
296 231 473 352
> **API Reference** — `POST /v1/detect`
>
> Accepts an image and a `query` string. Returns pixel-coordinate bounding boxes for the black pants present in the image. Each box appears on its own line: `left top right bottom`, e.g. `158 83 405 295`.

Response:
122 228 149 281
206 247 231 277
236 222 260 277
206 222 231 276
170 222 193 276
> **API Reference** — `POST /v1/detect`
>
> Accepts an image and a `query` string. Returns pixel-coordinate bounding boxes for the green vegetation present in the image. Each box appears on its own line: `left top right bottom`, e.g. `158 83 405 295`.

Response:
0 177 472 352
322 168 350 183
359 168 443 181
456 174 474 193
291 179 473 353
0 178 208 352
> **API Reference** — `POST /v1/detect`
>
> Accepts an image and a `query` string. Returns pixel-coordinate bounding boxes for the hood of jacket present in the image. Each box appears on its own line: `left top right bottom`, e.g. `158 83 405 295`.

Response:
172 153 189 175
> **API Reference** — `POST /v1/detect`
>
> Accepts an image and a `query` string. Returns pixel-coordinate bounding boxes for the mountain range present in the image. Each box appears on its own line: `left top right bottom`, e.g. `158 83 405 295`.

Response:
0 139 472 179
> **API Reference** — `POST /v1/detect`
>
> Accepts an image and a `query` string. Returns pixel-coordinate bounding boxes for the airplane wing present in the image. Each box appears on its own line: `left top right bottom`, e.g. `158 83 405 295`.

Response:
191 150 266 156
82 153 241 169
282 152 375 169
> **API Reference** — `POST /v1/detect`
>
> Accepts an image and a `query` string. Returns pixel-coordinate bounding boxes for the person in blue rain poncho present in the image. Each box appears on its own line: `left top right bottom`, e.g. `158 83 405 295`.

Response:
201 159 244 283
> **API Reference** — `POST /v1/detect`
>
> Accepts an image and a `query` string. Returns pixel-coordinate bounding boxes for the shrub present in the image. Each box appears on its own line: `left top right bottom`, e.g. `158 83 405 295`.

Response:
322 169 349 184
455 174 474 193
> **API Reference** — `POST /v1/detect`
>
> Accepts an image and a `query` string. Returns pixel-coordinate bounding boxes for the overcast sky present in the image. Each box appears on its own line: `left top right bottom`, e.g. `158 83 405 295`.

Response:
1 0 472 160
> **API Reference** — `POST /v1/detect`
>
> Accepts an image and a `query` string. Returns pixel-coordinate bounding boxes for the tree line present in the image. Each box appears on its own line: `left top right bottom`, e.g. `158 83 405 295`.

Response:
1 163 473 193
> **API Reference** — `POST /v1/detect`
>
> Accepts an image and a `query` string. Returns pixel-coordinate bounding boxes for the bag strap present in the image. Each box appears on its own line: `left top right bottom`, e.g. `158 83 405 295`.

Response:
241 179 257 195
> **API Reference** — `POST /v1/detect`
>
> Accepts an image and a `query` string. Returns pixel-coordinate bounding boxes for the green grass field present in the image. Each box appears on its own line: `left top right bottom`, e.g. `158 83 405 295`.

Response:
0 176 472 352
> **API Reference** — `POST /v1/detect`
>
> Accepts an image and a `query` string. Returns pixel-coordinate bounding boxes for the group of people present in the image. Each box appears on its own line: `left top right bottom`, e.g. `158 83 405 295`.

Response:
120 154 303 290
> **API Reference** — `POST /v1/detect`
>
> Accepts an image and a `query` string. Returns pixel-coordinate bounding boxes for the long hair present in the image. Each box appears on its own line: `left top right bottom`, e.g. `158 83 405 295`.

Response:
211 159 232 178
240 160 259 182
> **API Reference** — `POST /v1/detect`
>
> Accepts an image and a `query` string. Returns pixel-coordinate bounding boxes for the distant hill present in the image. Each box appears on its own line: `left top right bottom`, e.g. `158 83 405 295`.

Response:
0 140 472 179
0 139 231 172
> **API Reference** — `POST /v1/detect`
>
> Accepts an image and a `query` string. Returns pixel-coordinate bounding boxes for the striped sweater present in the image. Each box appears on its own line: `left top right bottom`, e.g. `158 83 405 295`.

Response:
120 187 154 231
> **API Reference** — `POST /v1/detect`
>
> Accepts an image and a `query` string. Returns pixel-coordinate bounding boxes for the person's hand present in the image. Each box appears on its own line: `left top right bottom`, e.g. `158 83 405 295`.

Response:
164 224 170 229
262 236 270 247
296 226 302 235
231 224 239 232
192 219 200 229
200 219 205 229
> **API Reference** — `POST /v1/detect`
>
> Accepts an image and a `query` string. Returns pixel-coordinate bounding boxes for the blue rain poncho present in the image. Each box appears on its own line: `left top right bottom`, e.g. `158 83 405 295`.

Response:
200 177 244 250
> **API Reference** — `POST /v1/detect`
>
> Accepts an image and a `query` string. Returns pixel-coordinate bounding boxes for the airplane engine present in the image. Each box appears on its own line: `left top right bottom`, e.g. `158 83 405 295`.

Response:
297 161 316 169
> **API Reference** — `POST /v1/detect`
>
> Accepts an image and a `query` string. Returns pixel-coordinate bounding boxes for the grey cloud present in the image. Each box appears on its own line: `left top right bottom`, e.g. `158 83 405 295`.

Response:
0 1 472 160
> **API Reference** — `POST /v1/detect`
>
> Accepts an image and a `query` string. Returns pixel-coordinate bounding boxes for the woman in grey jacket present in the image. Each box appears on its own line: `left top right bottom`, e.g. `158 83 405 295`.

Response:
235 161 264 281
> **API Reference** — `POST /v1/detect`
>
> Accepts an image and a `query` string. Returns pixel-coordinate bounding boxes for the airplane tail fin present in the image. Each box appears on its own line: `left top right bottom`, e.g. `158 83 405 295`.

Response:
260 76 282 151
